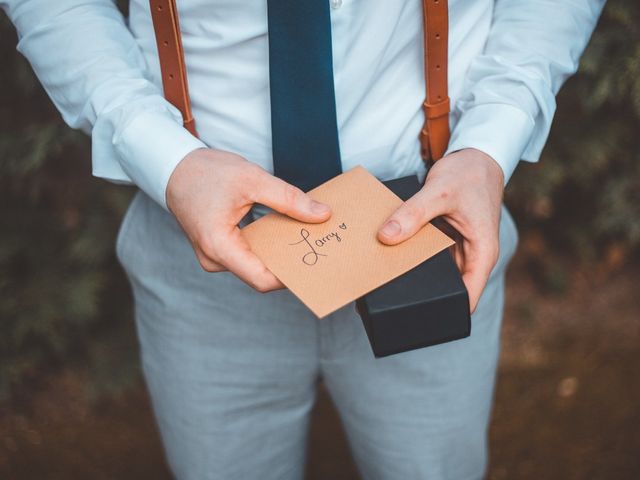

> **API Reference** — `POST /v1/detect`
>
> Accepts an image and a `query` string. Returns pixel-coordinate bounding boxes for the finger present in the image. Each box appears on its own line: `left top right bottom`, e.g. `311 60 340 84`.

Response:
251 169 332 223
215 227 285 292
460 240 499 313
377 187 449 245
195 250 227 273
194 249 227 273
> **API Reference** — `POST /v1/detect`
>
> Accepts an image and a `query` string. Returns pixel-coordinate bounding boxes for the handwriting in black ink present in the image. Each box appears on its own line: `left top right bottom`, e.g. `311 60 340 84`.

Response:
288 228 327 266
315 223 348 247
288 223 349 266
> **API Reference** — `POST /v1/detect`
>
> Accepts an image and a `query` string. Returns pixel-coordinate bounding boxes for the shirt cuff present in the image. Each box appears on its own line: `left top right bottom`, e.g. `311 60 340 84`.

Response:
445 103 536 185
113 108 207 210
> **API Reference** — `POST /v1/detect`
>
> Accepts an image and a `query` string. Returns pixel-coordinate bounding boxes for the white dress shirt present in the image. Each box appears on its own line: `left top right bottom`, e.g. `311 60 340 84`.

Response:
3 0 604 209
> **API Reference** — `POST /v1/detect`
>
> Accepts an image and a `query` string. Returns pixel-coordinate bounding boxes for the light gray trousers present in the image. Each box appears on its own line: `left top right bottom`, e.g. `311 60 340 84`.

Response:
116 190 518 480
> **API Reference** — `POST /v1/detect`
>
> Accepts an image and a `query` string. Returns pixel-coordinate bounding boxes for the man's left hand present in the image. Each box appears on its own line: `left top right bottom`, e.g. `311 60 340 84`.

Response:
377 148 505 313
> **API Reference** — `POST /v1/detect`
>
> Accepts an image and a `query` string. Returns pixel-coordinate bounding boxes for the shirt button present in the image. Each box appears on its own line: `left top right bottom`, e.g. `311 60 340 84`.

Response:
330 0 342 10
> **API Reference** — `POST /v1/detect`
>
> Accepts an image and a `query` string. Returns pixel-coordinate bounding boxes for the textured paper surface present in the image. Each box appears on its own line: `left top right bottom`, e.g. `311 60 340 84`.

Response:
241 165 454 318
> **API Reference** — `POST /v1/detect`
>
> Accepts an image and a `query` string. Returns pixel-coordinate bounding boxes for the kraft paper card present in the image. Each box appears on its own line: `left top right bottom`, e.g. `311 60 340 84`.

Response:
241 165 455 318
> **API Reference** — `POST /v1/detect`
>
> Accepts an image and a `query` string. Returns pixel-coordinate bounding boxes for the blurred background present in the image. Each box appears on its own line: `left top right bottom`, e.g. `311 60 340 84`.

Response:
1 1 639 479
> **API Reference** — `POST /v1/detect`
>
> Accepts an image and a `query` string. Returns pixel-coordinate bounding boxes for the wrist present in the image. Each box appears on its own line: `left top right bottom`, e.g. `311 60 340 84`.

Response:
460 148 505 188
113 106 207 211
166 147 209 214
432 148 506 202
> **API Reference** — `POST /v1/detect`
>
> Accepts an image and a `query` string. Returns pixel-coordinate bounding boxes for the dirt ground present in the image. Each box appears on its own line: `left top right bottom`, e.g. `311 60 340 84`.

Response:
1 259 639 480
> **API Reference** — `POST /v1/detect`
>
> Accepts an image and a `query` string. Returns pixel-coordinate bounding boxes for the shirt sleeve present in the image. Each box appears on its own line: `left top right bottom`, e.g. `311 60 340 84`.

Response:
445 0 606 185
1 0 207 209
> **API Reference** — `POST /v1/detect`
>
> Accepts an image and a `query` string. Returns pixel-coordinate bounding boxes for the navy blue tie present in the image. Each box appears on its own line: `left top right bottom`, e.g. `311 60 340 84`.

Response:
267 0 343 192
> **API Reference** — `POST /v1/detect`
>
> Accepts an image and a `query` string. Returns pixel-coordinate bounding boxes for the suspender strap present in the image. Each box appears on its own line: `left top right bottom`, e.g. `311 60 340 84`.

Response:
421 0 450 162
149 0 197 136
149 0 451 161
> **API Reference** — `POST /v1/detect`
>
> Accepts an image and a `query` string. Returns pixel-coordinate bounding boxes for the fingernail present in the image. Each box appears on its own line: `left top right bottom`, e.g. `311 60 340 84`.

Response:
380 220 401 238
311 200 330 215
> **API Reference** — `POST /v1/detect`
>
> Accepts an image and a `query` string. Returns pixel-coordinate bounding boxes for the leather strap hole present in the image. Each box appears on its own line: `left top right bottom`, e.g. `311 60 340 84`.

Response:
436 65 441 70
169 73 174 80
157 5 163 11
436 33 441 40
163 40 169 46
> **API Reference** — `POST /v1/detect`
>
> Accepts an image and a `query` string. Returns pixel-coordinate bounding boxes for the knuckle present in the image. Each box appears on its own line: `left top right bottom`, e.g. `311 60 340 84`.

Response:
250 265 276 293
251 277 272 293
211 248 228 266
238 157 258 173
245 161 265 180
196 253 218 272
197 235 224 263
200 261 217 273
283 183 302 207
198 237 217 258
238 162 263 189
400 200 425 224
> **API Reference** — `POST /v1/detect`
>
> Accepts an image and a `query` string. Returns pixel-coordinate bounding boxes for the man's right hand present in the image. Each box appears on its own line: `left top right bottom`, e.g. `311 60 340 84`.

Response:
166 148 332 292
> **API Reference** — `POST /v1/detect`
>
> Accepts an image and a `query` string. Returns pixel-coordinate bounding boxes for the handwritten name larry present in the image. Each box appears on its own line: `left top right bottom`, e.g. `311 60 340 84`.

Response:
289 222 348 266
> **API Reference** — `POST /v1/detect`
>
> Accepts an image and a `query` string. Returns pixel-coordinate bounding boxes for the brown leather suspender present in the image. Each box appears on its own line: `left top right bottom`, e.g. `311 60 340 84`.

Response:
149 0 197 136
149 0 450 163
420 0 450 162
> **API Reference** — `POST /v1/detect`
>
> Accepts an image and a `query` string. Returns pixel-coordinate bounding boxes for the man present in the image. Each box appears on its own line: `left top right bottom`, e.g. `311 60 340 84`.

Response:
3 0 604 478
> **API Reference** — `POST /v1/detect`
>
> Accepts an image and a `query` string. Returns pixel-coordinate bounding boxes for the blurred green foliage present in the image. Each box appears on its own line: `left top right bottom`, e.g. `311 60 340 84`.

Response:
506 1 640 262
0 13 136 399
0 2 639 398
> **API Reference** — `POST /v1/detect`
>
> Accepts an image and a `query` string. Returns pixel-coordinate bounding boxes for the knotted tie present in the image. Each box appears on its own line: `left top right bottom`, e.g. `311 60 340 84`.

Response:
267 0 343 192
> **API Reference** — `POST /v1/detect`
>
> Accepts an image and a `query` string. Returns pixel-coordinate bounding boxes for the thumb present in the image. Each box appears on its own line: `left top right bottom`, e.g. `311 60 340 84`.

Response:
252 170 332 223
377 188 448 245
